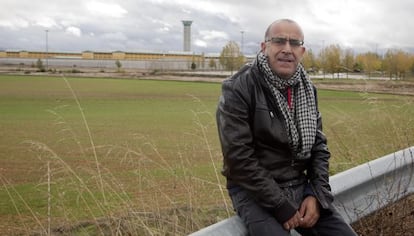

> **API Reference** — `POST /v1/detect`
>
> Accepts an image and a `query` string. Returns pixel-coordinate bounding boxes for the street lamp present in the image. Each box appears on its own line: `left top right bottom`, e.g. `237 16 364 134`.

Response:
240 30 244 55
322 40 325 79
45 29 49 71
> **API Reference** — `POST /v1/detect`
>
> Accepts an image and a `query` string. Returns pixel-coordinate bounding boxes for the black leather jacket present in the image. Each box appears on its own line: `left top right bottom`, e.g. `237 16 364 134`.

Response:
216 61 333 223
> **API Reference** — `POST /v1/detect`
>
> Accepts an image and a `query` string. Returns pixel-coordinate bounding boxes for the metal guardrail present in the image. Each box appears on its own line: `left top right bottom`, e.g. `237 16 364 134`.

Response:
189 146 414 236
331 146 414 223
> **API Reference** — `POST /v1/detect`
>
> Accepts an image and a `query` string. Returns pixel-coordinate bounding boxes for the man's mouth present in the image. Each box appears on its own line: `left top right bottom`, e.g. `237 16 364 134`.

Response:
277 58 294 63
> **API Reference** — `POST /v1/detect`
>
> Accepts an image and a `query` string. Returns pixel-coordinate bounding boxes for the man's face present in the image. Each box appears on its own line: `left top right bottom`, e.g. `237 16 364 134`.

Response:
261 21 305 79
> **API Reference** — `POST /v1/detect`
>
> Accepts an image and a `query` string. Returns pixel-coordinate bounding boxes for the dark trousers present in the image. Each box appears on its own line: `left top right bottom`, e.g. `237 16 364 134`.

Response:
230 188 357 236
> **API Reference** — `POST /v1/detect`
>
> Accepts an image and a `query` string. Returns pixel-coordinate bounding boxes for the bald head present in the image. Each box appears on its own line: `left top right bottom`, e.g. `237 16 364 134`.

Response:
264 19 304 41
261 19 306 79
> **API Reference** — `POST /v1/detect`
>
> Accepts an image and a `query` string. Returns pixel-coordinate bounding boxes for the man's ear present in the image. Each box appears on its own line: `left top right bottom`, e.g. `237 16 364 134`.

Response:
260 42 266 52
299 46 306 60
301 46 306 55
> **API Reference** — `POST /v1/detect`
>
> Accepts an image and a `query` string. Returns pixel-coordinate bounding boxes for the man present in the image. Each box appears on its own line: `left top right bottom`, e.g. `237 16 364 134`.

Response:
216 19 357 236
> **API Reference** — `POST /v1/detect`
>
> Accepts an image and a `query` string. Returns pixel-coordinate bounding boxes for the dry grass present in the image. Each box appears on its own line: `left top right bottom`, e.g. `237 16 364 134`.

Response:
1 74 413 235
352 194 414 235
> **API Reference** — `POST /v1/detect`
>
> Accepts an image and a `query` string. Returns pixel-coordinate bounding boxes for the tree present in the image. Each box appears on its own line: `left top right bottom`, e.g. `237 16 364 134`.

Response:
410 55 414 75
208 58 217 70
219 41 245 74
36 59 45 72
356 52 381 78
320 44 342 78
115 60 122 72
352 62 363 73
302 48 319 73
341 48 355 78
395 50 411 79
383 49 411 79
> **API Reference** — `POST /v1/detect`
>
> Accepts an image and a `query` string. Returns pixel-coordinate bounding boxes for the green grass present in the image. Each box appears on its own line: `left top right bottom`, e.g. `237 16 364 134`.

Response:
0 74 413 234
318 89 414 172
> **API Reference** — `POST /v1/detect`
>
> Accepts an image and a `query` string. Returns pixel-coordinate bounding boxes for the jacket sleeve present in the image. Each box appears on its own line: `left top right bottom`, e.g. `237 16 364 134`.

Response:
309 88 334 209
216 76 298 223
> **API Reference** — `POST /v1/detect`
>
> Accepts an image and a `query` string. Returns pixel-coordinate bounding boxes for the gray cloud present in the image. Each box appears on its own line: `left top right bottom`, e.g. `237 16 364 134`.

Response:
0 0 413 54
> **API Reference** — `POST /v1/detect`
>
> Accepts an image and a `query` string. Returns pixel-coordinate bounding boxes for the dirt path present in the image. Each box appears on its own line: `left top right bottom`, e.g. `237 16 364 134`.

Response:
1 66 413 96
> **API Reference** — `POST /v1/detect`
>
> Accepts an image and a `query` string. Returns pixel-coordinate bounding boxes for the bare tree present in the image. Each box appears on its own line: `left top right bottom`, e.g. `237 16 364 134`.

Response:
342 48 355 79
356 52 381 78
219 41 245 74
383 49 411 80
320 44 342 78
302 48 319 74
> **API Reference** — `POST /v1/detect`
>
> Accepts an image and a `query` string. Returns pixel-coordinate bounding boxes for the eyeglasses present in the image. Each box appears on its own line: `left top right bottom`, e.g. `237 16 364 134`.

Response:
265 37 304 47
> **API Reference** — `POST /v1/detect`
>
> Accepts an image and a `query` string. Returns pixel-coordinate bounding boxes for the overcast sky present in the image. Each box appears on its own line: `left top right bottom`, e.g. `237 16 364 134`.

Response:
1 0 413 55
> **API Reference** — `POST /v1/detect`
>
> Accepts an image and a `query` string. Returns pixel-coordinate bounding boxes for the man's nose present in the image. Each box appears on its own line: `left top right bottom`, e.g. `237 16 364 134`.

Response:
281 42 293 53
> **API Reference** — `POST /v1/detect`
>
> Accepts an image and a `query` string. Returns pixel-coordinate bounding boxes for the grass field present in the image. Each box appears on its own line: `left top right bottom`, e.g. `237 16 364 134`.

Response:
0 74 413 235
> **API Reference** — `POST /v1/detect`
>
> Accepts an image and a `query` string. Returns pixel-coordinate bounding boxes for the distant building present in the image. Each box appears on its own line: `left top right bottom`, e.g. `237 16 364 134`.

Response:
0 49 255 71
182 20 193 52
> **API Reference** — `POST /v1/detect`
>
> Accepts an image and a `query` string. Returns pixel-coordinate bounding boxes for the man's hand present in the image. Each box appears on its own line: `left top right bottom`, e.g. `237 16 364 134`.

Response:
298 196 320 228
283 211 302 231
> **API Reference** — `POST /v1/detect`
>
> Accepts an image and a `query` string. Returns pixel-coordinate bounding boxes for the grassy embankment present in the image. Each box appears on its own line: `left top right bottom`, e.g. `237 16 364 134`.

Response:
0 74 413 235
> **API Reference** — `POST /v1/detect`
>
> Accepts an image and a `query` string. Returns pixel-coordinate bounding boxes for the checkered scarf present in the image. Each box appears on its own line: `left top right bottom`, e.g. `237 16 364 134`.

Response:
256 52 317 158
